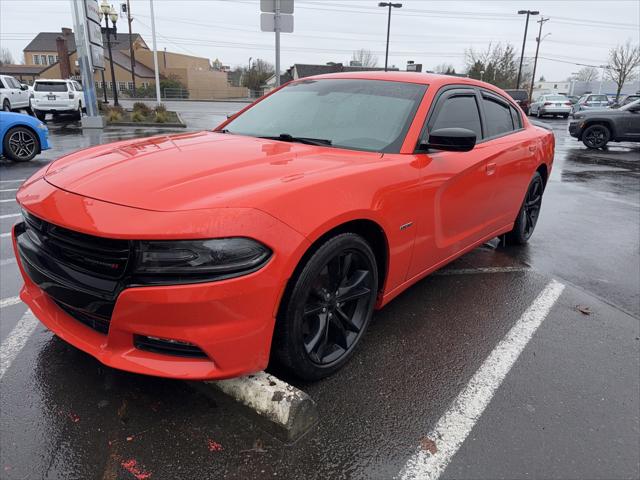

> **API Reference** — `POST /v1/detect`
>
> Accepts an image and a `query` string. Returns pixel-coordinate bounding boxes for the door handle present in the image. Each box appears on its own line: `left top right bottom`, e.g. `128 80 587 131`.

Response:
486 162 497 175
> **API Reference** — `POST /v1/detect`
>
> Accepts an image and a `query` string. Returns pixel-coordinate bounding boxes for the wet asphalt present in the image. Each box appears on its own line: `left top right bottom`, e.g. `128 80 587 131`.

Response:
0 105 638 480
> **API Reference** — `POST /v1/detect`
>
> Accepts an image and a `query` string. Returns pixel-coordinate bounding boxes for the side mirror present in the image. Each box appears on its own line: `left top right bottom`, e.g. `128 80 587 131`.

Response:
420 127 477 152
20 84 29 91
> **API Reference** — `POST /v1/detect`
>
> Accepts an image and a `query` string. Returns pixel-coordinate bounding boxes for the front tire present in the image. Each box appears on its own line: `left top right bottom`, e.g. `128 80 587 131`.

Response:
582 124 610 149
3 126 40 162
505 172 544 245
273 233 378 381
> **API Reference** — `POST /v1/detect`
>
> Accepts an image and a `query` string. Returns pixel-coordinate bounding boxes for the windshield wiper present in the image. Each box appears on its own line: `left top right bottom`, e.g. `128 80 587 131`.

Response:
258 133 332 146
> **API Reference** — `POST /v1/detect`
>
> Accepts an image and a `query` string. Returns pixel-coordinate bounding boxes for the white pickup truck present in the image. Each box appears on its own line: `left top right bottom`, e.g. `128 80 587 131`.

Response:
31 79 85 121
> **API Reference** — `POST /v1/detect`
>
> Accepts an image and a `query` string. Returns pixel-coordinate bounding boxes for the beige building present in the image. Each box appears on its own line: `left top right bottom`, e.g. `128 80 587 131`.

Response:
20 28 247 100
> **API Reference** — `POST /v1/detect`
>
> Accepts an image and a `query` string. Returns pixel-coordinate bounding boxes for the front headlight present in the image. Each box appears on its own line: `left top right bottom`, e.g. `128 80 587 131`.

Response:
133 238 271 282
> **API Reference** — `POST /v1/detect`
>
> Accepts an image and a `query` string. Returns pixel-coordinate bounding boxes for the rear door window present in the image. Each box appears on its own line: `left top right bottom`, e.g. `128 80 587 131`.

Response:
429 92 483 140
35 82 69 92
481 94 514 137
0 78 5 89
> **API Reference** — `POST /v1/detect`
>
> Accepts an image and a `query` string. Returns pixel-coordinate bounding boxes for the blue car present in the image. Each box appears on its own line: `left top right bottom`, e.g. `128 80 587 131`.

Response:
0 111 50 162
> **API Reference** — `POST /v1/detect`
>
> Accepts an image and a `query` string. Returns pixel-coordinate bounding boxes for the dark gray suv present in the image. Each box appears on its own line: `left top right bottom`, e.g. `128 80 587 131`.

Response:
569 99 640 148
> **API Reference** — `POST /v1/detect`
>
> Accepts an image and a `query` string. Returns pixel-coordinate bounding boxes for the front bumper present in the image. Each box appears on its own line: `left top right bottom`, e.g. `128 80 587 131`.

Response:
13 179 308 380
568 120 583 138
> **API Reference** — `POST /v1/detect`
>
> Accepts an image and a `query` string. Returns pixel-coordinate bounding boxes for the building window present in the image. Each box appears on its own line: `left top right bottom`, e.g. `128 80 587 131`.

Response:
55 55 59 62
118 81 126 92
48 55 55 64
41 55 47 65
33 55 40 65
128 81 134 91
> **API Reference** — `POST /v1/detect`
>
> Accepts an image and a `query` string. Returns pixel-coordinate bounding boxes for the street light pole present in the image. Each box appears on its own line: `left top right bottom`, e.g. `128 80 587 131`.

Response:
100 1 119 106
529 17 549 101
516 9 539 89
378 2 402 72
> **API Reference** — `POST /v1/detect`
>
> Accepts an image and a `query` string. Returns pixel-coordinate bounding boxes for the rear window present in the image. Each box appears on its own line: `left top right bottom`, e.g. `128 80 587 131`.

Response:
35 82 68 92
545 95 567 101
588 95 608 102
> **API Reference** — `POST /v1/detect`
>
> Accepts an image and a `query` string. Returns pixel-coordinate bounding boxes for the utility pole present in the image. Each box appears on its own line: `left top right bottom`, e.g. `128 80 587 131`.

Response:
516 9 539 89
529 16 549 101
126 0 136 96
149 0 161 104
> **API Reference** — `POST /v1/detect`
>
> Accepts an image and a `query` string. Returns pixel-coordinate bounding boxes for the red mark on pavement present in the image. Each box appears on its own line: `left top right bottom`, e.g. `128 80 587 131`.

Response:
121 459 152 480
68 412 80 423
208 439 223 452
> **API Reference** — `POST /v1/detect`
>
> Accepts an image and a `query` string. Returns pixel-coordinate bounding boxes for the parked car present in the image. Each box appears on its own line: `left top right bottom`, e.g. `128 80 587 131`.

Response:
569 98 640 148
504 89 531 114
0 74 31 112
567 95 580 105
613 94 640 108
13 72 554 381
529 94 572 118
572 94 610 114
0 111 50 161
31 79 85 121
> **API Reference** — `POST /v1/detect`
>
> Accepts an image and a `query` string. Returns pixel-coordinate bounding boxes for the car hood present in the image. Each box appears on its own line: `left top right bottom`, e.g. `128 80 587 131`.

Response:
44 131 379 212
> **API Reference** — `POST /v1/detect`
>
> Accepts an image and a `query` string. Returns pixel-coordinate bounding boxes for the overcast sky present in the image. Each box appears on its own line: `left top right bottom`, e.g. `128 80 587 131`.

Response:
1 0 639 80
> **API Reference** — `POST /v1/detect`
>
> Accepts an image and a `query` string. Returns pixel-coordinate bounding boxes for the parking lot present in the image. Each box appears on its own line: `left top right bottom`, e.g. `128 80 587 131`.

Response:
1 104 638 479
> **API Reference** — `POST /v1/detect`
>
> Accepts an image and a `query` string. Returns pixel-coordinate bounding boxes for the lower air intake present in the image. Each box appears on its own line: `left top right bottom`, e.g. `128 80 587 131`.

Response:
133 335 207 358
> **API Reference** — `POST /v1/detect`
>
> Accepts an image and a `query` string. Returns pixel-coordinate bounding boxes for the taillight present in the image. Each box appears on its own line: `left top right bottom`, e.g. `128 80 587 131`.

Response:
68 92 75 99
543 102 552 106
564 101 571 105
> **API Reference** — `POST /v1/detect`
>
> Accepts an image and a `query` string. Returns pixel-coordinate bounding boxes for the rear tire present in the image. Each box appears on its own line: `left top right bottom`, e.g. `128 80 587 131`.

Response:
505 172 544 245
562 113 569 119
34 110 46 121
272 233 378 381
2 99 10 112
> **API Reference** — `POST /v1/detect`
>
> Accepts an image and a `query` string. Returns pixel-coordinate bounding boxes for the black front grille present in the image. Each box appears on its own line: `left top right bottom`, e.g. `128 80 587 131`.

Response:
23 210 131 280
16 212 131 335
54 300 111 335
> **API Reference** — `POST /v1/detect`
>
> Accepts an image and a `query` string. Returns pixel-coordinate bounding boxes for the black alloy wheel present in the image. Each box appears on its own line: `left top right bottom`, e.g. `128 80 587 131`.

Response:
505 171 544 245
273 233 378 380
582 124 610 149
3 126 39 162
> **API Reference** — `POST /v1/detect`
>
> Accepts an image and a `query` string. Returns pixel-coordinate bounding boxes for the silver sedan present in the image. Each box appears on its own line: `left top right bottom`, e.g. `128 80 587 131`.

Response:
529 95 573 118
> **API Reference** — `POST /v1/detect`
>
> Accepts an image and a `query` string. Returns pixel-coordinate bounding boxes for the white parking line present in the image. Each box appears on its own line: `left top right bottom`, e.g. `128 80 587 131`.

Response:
0 310 39 380
0 213 21 219
0 296 22 309
1 233 11 239
0 188 18 193
0 258 16 267
398 280 565 480
0 199 16 203
0 179 25 184
434 266 531 276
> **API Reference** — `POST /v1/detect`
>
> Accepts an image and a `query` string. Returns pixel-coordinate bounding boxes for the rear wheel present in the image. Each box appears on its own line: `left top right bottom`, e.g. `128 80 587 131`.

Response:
3 126 40 162
2 99 10 111
505 172 544 245
34 109 46 121
582 124 610 149
73 102 82 120
562 113 569 119
273 233 378 380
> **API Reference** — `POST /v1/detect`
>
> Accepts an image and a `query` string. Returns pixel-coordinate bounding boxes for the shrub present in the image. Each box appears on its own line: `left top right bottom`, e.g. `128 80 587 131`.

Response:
105 109 122 122
132 102 151 116
154 103 167 114
131 111 145 122
155 111 168 123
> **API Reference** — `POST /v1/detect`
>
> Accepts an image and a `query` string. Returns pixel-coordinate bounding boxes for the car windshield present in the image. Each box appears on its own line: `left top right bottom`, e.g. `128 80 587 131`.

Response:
35 82 68 92
223 79 427 152
620 99 640 111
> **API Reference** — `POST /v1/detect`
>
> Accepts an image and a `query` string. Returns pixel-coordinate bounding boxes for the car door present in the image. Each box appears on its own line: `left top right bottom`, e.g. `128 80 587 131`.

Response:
621 102 640 139
7 76 28 108
478 90 538 228
407 87 497 278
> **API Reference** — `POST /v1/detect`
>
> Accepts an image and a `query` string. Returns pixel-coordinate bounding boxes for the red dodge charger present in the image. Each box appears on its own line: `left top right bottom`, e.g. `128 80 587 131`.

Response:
13 72 554 381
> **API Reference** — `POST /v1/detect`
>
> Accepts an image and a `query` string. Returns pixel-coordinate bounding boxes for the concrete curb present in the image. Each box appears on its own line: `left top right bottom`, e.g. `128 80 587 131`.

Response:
191 371 319 443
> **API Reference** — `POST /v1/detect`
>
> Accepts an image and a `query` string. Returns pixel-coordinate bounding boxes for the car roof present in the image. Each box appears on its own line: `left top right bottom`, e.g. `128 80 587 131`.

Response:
34 79 70 82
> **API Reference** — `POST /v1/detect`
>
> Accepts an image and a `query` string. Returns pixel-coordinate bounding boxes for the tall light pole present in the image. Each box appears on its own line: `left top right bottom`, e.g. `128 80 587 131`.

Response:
99 0 119 106
480 70 485 82
378 2 402 72
529 17 550 101
149 0 161 104
516 9 539 89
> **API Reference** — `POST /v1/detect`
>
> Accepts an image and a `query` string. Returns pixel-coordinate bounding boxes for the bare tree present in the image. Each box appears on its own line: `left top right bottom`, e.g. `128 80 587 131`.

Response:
241 58 275 91
606 41 640 101
465 43 524 89
0 48 15 65
351 49 378 68
573 66 599 82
